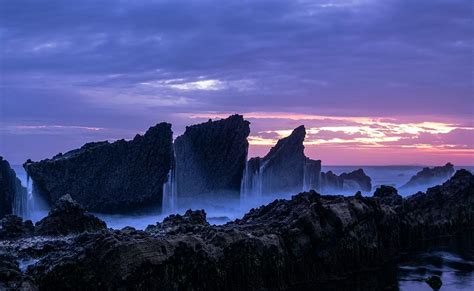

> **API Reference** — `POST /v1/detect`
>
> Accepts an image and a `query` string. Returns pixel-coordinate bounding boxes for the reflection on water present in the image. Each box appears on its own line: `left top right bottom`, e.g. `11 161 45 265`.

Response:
312 234 474 291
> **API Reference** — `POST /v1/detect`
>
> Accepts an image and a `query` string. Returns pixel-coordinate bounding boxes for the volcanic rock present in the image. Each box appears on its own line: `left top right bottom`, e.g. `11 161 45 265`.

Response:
0 157 27 218
400 163 455 191
23 123 174 213
0 170 472 290
35 194 106 235
174 115 250 199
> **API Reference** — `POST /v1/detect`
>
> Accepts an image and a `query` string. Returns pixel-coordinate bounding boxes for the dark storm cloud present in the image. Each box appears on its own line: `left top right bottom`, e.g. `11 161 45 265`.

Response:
0 0 472 163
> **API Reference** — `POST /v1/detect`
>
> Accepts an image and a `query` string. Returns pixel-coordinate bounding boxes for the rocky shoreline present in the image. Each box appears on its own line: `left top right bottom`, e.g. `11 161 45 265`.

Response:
0 169 472 290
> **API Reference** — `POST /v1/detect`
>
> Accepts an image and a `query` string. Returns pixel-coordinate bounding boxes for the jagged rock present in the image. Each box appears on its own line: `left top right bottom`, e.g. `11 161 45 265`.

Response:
401 169 474 248
0 215 34 239
174 115 250 199
242 126 322 196
0 170 472 290
373 185 403 206
23 123 174 213
400 163 455 191
0 157 27 218
35 195 106 235
146 209 209 235
321 169 372 193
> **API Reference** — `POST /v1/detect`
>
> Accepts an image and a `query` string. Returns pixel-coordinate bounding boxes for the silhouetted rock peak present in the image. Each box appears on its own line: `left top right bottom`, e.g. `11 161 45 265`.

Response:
243 125 312 196
0 157 26 218
174 115 250 199
401 163 455 190
35 194 106 235
24 123 174 213
264 125 306 162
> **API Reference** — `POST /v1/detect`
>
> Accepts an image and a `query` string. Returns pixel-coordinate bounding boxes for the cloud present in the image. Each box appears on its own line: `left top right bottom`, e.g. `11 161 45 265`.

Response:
1 0 472 164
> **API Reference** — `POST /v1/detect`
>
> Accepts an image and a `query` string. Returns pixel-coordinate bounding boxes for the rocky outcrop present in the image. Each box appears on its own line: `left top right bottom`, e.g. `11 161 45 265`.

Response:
400 169 473 248
35 194 106 235
400 162 455 191
0 170 471 290
0 157 27 218
242 126 322 197
23 123 174 213
174 115 250 199
320 169 372 193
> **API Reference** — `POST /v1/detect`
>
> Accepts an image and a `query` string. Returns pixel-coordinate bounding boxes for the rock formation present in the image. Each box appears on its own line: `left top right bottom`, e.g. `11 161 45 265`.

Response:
400 162 455 191
320 168 372 193
23 123 174 213
35 194 106 235
0 157 27 218
174 115 250 199
0 170 471 290
242 126 322 197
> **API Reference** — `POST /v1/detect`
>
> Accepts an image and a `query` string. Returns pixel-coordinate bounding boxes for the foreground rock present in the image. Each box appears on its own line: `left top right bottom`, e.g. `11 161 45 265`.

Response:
320 168 372 193
400 162 455 191
24 123 174 213
242 126 322 196
0 170 471 290
0 157 27 218
35 194 106 235
174 115 250 199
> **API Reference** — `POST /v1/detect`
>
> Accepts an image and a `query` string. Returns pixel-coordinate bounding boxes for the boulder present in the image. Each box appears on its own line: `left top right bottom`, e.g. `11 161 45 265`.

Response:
23 123 174 213
35 194 106 235
400 163 455 191
0 157 27 218
174 115 250 199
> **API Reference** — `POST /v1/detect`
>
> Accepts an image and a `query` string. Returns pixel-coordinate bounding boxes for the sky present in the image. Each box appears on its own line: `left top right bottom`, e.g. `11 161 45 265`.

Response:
0 0 473 165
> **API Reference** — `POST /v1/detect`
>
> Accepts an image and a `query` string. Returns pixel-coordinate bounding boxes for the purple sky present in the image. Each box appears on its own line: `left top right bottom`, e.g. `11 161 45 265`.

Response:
1 0 473 165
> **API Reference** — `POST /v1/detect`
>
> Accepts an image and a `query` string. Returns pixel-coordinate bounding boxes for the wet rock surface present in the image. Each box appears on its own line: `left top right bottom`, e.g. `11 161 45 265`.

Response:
23 123 174 213
0 170 471 290
401 162 455 191
174 115 250 199
0 157 27 218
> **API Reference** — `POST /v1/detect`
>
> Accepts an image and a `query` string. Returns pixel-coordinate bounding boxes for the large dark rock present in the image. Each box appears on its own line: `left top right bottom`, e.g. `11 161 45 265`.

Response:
401 169 474 247
174 115 250 199
35 194 106 235
400 162 455 191
1 170 472 290
242 126 322 196
0 157 27 218
23 123 174 213
320 168 372 193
